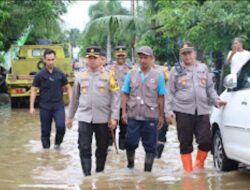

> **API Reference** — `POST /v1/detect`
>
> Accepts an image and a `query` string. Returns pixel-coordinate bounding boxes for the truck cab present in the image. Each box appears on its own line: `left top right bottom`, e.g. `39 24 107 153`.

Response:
6 43 74 107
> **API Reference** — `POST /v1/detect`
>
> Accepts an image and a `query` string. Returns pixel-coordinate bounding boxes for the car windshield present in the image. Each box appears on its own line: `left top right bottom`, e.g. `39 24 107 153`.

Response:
237 60 250 90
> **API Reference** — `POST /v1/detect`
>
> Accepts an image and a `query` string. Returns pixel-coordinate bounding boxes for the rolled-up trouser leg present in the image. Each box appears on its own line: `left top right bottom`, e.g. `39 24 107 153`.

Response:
94 123 109 172
78 122 93 176
39 107 53 149
53 106 66 145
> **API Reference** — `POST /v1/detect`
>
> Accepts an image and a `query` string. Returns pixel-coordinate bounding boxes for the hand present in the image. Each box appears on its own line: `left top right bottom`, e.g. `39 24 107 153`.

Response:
158 116 164 129
166 114 174 125
108 119 117 130
66 118 73 129
215 99 227 108
122 112 128 125
29 107 35 116
231 45 238 53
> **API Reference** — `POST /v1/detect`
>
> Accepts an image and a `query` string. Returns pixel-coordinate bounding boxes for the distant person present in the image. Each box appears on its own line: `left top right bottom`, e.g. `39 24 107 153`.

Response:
29 49 72 149
227 37 250 74
100 51 108 68
106 46 131 150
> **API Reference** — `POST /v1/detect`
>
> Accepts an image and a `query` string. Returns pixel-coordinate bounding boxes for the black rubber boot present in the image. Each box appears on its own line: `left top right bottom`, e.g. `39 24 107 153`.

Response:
119 138 126 150
96 156 106 173
155 144 165 159
41 137 50 149
81 158 92 176
144 153 155 172
126 150 135 169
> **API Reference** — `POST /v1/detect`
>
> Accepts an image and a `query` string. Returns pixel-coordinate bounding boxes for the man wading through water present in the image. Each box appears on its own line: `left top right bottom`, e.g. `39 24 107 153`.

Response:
30 49 72 149
165 42 226 172
122 46 165 172
67 46 120 176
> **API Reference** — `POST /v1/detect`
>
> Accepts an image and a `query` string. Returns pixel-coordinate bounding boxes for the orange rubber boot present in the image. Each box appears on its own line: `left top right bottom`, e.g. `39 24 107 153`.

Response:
195 149 208 169
181 154 193 172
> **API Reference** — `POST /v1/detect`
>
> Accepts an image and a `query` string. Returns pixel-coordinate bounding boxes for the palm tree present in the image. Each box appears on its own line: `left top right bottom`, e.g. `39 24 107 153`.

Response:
83 0 145 63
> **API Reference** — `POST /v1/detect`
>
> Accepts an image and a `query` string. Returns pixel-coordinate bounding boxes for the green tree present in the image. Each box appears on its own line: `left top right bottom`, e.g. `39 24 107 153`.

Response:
0 0 70 51
82 0 145 62
65 28 81 47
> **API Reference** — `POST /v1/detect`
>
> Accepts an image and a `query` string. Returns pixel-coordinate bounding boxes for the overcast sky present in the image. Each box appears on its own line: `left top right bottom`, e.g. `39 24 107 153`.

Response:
61 0 131 31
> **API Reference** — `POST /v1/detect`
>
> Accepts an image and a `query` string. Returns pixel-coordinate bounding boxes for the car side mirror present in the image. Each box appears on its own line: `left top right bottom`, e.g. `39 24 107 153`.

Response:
223 74 237 89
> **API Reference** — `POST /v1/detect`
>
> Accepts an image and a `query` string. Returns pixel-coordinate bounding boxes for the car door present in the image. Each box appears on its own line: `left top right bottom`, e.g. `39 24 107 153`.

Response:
222 61 250 163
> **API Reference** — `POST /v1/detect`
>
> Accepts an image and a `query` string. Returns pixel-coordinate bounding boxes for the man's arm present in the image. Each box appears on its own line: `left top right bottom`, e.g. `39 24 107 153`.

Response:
122 93 129 124
63 84 72 102
205 66 226 107
165 68 176 124
157 73 166 128
227 48 236 64
29 87 38 115
121 72 131 124
158 95 164 129
67 78 80 129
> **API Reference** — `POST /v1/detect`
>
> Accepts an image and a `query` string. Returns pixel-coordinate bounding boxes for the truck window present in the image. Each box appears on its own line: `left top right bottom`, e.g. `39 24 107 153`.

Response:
32 49 43 57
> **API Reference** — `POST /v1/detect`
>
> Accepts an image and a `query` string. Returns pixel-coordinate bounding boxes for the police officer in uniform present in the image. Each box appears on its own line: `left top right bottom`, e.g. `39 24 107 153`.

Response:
165 42 226 172
30 49 72 149
122 46 165 172
66 46 120 176
106 46 131 150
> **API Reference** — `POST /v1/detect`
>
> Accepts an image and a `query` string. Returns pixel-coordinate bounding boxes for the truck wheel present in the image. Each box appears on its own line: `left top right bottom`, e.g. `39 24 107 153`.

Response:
213 130 238 171
37 60 45 70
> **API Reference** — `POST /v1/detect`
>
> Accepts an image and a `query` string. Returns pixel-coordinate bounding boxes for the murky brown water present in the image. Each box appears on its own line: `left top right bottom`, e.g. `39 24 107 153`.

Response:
0 95 250 190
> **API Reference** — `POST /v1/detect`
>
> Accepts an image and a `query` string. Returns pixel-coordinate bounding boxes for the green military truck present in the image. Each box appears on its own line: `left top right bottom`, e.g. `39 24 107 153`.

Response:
6 43 74 107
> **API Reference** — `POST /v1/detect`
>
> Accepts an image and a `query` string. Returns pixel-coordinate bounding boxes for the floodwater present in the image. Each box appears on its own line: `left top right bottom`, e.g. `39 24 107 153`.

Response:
0 95 250 190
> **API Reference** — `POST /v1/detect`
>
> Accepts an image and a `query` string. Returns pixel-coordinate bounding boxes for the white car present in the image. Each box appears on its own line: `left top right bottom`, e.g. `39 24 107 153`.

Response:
210 60 250 171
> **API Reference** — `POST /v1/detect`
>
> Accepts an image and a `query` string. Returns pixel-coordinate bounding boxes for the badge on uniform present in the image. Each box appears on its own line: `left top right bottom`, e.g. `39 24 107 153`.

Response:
180 75 187 87
109 75 120 92
82 87 87 94
99 85 105 93
200 78 206 87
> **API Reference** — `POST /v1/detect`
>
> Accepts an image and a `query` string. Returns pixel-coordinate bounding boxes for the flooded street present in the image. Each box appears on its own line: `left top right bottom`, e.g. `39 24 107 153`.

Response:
0 98 250 190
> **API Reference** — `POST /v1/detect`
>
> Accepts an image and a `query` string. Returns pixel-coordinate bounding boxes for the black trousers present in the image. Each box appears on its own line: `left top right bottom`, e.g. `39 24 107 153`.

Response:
78 121 110 159
175 111 212 154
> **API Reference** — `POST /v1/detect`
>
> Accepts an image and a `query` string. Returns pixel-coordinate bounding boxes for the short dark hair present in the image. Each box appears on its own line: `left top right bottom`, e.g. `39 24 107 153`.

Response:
43 48 56 58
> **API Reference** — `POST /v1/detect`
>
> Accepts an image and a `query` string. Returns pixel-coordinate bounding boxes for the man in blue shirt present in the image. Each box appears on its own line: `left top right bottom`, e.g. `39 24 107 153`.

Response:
30 49 72 149
122 46 165 172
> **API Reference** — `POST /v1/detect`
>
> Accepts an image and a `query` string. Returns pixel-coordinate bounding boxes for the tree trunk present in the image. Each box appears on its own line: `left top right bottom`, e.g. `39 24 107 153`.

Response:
107 28 112 64
131 0 135 64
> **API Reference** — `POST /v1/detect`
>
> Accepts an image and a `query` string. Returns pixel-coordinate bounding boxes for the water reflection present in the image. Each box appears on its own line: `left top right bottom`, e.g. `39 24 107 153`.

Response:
0 102 250 190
